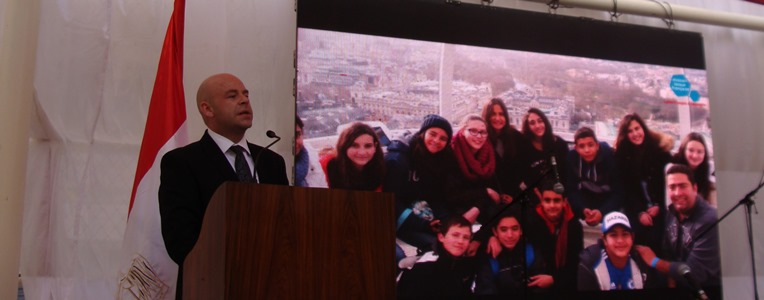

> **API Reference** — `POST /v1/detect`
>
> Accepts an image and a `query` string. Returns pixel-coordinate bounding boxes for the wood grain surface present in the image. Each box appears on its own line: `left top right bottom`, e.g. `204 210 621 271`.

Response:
184 183 395 299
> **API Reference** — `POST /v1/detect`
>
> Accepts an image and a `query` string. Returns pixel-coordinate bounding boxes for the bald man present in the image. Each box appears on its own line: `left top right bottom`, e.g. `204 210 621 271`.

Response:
159 73 288 299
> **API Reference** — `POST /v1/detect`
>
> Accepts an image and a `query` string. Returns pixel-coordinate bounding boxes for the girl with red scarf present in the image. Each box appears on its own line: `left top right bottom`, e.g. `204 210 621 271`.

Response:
447 114 504 255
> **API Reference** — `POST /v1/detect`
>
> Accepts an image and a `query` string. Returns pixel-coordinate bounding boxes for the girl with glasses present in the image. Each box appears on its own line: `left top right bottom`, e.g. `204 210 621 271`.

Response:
447 114 503 256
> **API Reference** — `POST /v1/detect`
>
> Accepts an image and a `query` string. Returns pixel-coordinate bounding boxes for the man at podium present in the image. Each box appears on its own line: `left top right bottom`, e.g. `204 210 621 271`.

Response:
158 73 289 299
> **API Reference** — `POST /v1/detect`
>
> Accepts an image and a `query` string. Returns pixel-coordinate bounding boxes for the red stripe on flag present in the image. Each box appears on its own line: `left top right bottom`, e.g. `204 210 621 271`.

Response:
128 0 187 216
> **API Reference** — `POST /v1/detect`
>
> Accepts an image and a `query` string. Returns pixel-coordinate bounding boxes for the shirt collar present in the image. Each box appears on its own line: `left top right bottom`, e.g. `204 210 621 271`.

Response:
208 129 250 155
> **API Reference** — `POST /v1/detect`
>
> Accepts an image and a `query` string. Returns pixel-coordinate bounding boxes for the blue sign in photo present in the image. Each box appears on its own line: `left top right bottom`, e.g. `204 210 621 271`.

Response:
690 90 701 102
670 74 691 97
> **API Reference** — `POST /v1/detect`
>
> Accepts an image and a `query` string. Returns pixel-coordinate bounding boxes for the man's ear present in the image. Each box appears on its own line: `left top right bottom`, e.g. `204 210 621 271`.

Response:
199 101 213 118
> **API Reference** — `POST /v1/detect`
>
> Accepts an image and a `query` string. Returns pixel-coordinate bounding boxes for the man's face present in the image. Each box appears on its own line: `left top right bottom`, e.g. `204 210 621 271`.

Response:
602 226 633 260
438 225 471 257
575 137 599 163
667 173 698 216
540 190 564 222
493 217 522 250
201 74 253 140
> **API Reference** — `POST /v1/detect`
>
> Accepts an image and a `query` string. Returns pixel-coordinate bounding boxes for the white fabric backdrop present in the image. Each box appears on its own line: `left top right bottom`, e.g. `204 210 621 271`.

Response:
16 0 764 299
21 0 296 298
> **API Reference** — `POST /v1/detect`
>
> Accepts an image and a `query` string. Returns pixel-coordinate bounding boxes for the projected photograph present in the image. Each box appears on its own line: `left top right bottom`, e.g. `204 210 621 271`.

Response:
294 27 718 298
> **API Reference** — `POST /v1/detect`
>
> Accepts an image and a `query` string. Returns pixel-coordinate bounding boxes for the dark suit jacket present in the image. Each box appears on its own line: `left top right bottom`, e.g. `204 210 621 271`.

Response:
159 130 288 298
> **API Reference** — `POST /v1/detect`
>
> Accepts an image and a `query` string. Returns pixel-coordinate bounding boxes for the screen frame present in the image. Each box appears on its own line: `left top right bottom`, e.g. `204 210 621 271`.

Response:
297 0 705 70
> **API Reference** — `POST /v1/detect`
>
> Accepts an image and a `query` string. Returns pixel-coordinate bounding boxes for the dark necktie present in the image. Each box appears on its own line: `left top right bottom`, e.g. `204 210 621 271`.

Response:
230 145 254 182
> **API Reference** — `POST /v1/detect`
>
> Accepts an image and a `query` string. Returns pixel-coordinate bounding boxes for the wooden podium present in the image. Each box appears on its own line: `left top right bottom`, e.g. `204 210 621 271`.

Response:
182 182 395 299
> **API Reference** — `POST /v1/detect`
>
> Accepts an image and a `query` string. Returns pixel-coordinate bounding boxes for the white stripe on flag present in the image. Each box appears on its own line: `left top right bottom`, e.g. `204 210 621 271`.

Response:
119 122 187 300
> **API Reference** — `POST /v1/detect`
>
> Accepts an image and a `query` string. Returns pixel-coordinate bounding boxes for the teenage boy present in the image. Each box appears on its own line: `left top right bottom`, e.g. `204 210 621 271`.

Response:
578 212 661 291
566 127 623 226
475 208 553 296
526 181 584 291
397 216 476 299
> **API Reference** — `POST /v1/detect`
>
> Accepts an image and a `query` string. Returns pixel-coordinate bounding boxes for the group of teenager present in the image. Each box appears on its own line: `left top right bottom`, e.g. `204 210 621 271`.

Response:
294 97 721 298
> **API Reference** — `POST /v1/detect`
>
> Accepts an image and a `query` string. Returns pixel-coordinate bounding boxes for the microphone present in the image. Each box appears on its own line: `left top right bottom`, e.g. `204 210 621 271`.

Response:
550 156 565 194
266 130 279 139
676 263 709 300
252 130 281 182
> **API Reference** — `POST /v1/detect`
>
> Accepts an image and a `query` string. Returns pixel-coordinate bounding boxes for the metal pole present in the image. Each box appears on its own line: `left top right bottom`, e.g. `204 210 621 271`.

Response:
523 0 764 31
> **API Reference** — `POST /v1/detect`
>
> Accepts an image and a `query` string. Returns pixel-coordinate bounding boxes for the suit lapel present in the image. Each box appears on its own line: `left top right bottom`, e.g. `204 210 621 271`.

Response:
200 130 238 181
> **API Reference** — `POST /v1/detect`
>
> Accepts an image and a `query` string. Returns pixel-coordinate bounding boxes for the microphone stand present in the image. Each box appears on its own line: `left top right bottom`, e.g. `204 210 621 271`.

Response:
473 166 550 243
694 178 762 300
252 131 281 182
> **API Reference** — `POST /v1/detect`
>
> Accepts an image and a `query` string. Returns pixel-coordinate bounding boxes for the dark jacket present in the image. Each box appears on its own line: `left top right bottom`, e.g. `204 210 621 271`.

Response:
526 207 584 291
474 243 549 297
663 196 721 289
578 239 663 291
616 141 671 252
491 127 525 197
517 135 569 204
320 152 382 191
617 144 671 217
397 250 476 299
384 138 455 219
566 142 623 217
159 130 289 299
445 161 502 243
384 138 456 249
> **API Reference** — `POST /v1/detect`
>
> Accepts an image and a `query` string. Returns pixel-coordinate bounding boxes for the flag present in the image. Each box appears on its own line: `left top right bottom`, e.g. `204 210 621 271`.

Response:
118 0 187 299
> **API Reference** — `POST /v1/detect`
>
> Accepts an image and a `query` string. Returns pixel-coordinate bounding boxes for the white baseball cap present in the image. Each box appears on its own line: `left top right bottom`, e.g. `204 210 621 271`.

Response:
601 212 632 233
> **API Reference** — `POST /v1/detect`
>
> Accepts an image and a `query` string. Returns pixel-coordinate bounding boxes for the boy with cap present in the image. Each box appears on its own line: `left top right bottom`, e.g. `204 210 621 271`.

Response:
577 212 662 291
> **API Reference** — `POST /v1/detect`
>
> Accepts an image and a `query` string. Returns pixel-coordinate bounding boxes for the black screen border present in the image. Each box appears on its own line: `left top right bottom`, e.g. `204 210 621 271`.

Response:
297 0 705 70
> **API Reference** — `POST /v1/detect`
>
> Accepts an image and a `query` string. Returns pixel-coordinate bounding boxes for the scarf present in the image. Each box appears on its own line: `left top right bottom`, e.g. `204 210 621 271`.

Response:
295 146 309 187
451 129 495 181
536 200 574 268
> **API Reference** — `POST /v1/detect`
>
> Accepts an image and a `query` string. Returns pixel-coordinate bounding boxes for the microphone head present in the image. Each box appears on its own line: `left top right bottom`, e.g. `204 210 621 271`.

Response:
266 130 279 139
677 263 691 276
553 182 565 194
